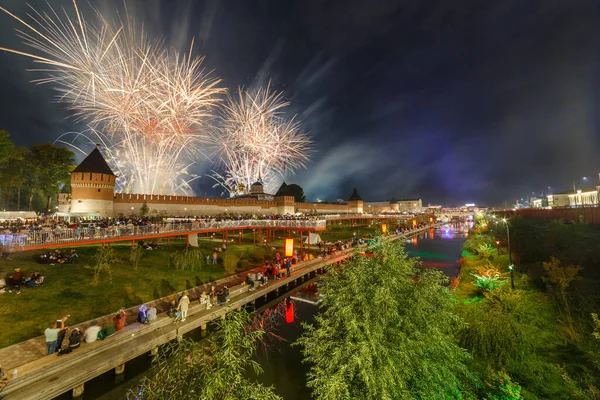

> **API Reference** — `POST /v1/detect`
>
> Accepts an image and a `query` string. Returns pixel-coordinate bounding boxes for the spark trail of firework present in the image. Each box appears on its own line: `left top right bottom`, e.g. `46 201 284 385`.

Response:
0 1 224 195
210 83 312 196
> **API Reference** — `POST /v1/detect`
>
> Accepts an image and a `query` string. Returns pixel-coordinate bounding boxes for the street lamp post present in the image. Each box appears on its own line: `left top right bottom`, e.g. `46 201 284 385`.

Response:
496 240 500 256
573 177 588 206
503 218 515 290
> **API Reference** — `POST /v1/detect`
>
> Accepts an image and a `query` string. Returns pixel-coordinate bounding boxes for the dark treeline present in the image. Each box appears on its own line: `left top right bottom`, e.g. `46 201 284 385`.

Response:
0 130 74 213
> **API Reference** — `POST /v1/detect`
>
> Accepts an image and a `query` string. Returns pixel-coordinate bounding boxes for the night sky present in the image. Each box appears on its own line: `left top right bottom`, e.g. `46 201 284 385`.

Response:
1 0 600 206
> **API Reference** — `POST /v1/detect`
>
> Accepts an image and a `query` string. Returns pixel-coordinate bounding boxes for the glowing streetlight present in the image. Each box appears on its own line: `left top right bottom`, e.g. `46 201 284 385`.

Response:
573 176 588 206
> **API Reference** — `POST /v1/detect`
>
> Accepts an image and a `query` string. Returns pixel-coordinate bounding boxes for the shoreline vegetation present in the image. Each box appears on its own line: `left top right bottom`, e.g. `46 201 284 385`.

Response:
452 214 600 399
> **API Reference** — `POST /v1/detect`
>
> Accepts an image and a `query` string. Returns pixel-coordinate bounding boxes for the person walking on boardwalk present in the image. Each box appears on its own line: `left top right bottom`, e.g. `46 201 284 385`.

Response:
178 292 190 322
285 258 292 277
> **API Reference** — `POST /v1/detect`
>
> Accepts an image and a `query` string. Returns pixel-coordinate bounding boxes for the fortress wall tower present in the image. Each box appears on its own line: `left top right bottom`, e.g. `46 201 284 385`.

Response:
70 147 116 217
347 187 364 214
275 195 296 215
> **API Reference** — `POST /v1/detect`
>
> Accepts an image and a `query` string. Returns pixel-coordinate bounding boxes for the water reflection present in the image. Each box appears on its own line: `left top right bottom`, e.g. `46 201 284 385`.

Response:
405 221 472 277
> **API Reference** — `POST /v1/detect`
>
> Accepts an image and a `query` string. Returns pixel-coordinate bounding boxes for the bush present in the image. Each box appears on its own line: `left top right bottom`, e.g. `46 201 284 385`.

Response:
471 268 507 294
250 247 265 263
223 253 240 276
237 259 250 271
463 234 492 256
170 248 204 271
484 370 522 400
458 290 536 368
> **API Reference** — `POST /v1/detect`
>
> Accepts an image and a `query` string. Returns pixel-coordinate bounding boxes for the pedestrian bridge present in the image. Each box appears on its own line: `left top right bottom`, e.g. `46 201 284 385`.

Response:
0 219 327 252
0 214 431 252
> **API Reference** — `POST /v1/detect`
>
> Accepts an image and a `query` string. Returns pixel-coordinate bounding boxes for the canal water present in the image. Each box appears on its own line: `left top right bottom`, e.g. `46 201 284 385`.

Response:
56 223 468 400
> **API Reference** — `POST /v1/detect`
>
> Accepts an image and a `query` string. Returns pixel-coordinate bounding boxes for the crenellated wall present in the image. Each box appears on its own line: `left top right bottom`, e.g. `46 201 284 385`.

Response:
112 194 295 216
296 202 356 214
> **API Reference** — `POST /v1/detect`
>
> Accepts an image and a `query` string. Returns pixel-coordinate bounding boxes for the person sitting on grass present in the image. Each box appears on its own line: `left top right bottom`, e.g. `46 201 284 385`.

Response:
32 272 44 286
12 268 23 294
4 275 13 293
25 275 35 288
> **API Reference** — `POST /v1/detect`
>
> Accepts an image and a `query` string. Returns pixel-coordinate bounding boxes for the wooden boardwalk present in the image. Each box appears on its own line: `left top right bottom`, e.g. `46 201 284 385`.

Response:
0 226 436 400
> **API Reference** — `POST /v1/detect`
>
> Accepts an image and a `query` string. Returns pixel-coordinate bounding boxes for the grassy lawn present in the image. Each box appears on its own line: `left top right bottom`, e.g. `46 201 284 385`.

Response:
0 238 272 348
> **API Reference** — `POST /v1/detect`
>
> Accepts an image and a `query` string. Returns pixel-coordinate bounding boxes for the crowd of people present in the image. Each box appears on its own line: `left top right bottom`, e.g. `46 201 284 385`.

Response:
0 267 44 294
43 306 161 357
37 249 78 264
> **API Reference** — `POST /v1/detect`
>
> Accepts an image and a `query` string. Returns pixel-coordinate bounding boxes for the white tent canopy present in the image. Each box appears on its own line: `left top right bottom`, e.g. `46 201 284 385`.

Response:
303 232 322 245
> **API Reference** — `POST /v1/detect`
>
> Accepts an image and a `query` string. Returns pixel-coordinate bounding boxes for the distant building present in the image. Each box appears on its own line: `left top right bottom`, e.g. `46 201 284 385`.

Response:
547 192 571 208
363 197 423 213
531 197 543 208
567 188 598 207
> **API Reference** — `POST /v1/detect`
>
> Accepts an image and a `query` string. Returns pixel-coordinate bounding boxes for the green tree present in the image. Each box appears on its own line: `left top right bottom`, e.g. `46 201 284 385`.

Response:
6 147 30 210
0 130 16 166
29 144 75 212
85 245 119 285
134 310 280 400
223 252 240 275
139 202 149 217
542 257 581 340
129 246 144 272
458 290 536 369
287 183 306 203
593 313 600 341
296 240 472 399
0 131 27 208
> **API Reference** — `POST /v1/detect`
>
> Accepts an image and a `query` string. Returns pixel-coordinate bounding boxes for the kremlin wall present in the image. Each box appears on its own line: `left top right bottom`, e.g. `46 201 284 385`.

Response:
61 148 422 218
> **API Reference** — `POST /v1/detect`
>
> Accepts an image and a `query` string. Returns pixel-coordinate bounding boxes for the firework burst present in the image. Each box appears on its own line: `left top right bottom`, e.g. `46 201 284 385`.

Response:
210 83 312 196
1 1 224 195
